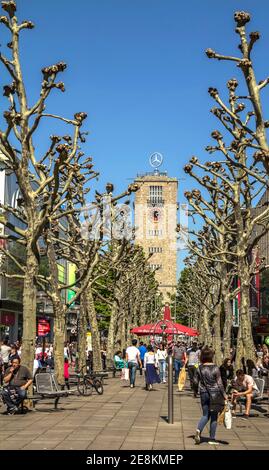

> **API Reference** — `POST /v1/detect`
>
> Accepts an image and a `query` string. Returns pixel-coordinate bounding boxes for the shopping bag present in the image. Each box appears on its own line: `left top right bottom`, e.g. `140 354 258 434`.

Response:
121 367 129 381
217 407 225 425
178 366 186 391
224 404 232 430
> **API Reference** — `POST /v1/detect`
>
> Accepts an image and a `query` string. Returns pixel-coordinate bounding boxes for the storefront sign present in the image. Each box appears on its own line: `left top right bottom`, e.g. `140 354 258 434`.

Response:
0 311 15 326
37 318 50 336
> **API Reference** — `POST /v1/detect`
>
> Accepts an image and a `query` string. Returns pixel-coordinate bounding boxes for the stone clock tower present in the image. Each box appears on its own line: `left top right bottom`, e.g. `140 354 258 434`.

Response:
134 167 178 303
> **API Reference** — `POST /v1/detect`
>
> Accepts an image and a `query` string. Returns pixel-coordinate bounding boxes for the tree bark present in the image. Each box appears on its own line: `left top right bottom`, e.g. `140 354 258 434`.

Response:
222 295 233 359
212 303 222 366
236 259 256 367
53 300 66 386
199 304 211 347
107 299 119 362
21 243 39 373
85 288 102 371
78 293 87 372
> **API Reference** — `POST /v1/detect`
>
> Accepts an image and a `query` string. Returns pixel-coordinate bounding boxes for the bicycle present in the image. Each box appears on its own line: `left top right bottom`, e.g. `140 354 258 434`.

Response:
76 365 104 396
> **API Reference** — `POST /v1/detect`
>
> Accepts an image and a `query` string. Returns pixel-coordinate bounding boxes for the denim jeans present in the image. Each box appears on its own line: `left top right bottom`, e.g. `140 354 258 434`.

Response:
174 359 183 383
197 391 218 440
128 362 137 386
2 386 27 410
159 360 166 382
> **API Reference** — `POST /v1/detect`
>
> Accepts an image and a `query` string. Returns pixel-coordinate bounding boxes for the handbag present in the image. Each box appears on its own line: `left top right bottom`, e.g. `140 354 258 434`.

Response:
198 366 225 413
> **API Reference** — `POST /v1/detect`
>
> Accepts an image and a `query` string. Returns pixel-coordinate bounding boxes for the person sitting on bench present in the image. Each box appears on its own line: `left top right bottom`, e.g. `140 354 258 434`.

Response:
114 351 125 369
231 369 259 419
2 357 33 415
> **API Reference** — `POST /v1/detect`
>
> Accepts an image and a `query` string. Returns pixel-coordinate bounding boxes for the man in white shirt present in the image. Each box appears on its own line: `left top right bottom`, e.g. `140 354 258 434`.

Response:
125 339 142 388
231 369 259 419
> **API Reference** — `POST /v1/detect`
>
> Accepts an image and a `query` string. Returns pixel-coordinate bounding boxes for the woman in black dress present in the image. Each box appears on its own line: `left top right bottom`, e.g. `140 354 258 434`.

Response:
193 347 227 445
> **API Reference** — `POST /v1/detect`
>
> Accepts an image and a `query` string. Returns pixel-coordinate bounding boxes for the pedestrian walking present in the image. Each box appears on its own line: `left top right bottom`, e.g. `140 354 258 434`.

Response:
144 345 160 390
125 339 142 388
138 342 147 376
193 347 226 445
186 342 200 396
64 358 70 390
156 344 168 383
173 342 186 384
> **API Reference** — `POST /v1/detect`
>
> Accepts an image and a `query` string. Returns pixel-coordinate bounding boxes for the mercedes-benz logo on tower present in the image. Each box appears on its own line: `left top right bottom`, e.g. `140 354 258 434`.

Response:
149 152 163 169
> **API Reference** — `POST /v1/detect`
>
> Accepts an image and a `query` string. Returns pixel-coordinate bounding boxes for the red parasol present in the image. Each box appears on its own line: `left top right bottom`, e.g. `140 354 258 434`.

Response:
130 305 198 337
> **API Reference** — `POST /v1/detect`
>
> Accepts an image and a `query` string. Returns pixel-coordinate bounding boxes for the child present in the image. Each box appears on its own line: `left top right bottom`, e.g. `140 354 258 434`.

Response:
64 357 70 390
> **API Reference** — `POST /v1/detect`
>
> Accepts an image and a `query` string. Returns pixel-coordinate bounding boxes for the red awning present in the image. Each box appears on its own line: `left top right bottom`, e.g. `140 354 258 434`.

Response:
131 305 199 337
130 319 198 337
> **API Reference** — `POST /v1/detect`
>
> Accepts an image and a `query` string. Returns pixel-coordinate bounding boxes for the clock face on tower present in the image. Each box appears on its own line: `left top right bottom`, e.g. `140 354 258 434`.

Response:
149 208 162 223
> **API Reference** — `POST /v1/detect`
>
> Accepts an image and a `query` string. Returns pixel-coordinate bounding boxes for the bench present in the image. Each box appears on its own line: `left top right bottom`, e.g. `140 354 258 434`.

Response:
20 372 74 412
106 359 123 378
0 373 74 414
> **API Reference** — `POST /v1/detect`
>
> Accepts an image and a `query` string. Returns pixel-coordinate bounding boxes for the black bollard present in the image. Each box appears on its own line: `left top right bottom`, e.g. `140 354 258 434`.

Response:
168 354 174 424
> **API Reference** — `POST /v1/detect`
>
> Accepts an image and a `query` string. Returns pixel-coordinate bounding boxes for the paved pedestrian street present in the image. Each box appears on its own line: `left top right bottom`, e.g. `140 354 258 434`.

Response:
0 375 269 451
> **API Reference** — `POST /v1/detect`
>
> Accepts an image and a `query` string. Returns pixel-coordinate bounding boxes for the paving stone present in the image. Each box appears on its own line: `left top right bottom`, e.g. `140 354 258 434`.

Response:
0 375 268 450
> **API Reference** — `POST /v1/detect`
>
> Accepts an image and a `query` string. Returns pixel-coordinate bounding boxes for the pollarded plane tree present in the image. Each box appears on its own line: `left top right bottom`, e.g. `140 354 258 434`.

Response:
95 243 159 361
175 255 218 347
185 221 236 364
117 251 160 348
184 182 238 360
43 182 139 375
184 121 269 363
206 11 269 170
0 0 91 372
0 147 97 383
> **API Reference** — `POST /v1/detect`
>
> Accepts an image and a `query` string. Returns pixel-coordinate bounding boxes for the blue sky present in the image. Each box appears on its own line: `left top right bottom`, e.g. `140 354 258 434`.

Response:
4 0 269 269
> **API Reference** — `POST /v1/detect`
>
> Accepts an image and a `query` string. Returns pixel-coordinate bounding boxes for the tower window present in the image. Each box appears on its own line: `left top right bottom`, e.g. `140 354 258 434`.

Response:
148 230 163 236
149 247 163 253
150 264 163 271
149 186 163 204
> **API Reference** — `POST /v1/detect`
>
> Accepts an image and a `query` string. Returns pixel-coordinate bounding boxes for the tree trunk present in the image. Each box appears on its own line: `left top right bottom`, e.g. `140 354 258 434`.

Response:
120 313 127 351
222 291 233 359
199 305 211 347
53 300 66 386
212 304 222 366
85 288 102 371
21 243 39 373
107 300 119 362
236 261 256 366
236 273 256 368
139 302 146 325
78 293 88 372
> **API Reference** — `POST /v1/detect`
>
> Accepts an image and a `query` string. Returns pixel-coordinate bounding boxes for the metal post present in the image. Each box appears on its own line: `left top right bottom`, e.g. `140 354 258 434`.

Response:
168 354 174 424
